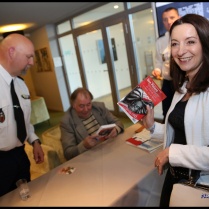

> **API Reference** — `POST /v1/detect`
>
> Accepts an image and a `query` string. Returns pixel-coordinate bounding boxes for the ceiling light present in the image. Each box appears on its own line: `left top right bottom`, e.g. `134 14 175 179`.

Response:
114 5 119 9
0 23 34 33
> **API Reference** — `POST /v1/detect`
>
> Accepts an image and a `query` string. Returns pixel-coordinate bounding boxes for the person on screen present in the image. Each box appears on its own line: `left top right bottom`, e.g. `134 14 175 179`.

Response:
142 14 209 206
60 87 124 160
152 7 180 122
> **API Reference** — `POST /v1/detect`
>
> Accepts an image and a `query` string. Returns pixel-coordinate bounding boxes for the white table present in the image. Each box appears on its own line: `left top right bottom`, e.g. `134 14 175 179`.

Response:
0 123 165 206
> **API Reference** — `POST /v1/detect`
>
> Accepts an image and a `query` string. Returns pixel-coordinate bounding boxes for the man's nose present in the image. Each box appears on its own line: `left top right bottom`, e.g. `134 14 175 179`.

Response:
84 106 89 111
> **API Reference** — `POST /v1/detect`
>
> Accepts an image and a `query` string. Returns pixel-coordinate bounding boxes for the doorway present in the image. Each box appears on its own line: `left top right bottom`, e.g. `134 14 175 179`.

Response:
58 5 162 119
74 18 133 115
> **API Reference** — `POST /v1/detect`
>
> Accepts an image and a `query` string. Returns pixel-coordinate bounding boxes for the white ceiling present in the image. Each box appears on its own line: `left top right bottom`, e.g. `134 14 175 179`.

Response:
0 2 102 35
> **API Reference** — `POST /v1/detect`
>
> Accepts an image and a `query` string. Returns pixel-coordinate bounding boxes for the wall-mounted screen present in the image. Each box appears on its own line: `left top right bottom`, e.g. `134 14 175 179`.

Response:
154 2 209 38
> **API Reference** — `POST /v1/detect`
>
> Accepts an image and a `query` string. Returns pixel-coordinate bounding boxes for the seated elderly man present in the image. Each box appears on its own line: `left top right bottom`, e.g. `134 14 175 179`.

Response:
60 87 124 160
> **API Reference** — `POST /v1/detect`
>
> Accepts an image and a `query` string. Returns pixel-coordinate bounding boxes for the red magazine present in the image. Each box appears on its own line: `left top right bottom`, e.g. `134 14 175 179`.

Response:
126 129 164 153
117 76 166 124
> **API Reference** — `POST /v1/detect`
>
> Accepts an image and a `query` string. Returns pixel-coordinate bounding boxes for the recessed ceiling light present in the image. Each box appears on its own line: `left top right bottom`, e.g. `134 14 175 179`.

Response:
114 5 119 9
0 23 34 33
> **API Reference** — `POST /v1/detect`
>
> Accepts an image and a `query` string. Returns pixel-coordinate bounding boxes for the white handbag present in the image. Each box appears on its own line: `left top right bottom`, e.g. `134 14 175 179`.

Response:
169 183 209 206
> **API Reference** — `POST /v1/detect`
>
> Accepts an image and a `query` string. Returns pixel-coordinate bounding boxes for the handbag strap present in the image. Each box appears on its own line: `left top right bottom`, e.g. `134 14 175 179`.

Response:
190 169 201 184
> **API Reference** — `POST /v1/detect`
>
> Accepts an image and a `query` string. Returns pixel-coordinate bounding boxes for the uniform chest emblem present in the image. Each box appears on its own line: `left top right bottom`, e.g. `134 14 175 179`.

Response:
0 108 5 123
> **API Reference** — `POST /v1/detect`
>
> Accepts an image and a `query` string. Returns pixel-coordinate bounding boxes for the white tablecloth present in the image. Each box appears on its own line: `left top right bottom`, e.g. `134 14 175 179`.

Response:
0 123 165 206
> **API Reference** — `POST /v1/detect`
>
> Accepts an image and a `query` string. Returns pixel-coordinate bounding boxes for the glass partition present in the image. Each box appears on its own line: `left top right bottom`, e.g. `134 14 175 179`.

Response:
58 34 82 93
57 20 71 34
72 2 124 29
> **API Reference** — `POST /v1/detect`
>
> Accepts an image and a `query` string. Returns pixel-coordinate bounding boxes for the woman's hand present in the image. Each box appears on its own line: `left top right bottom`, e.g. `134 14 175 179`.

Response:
155 147 169 175
141 105 155 129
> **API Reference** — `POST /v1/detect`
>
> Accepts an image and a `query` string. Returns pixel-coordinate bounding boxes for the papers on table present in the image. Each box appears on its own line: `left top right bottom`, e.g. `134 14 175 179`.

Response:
126 129 163 153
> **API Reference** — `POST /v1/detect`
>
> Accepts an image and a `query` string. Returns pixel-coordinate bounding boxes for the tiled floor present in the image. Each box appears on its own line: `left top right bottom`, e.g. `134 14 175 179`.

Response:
34 110 64 140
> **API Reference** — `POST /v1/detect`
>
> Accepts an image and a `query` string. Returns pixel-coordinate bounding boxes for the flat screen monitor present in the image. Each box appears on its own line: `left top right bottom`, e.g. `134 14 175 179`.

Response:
153 2 209 38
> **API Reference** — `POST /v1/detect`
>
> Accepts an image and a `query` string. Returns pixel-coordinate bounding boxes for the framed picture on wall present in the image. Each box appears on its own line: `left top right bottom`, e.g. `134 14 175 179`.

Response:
97 38 118 64
35 47 52 72
97 39 106 64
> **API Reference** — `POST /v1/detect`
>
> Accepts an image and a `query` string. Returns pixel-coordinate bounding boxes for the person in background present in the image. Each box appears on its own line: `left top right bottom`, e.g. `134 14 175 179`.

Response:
0 33 44 197
152 7 180 122
60 87 124 160
142 13 209 206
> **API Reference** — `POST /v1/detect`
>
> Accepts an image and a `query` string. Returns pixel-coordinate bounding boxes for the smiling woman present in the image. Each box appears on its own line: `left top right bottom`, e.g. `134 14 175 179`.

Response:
141 13 209 207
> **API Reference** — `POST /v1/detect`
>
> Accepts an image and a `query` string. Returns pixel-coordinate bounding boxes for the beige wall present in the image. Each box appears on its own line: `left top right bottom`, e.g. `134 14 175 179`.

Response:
23 27 64 112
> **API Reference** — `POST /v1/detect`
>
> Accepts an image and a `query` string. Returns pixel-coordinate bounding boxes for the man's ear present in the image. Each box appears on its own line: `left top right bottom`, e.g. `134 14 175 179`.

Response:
8 46 15 59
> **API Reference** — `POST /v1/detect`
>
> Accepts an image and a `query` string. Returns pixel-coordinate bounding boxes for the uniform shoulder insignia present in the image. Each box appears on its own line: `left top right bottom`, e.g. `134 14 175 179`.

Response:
17 76 24 81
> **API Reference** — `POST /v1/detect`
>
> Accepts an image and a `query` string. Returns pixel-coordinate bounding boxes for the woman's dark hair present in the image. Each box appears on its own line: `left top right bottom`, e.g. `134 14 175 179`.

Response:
70 87 93 106
169 13 209 94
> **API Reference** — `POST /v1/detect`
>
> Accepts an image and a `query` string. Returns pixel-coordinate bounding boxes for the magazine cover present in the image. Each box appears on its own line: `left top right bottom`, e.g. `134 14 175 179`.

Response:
117 76 166 123
95 124 116 136
126 128 163 153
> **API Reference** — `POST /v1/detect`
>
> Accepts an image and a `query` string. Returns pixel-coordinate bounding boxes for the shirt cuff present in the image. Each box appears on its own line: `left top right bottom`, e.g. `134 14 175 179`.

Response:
32 139 41 146
115 126 121 134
